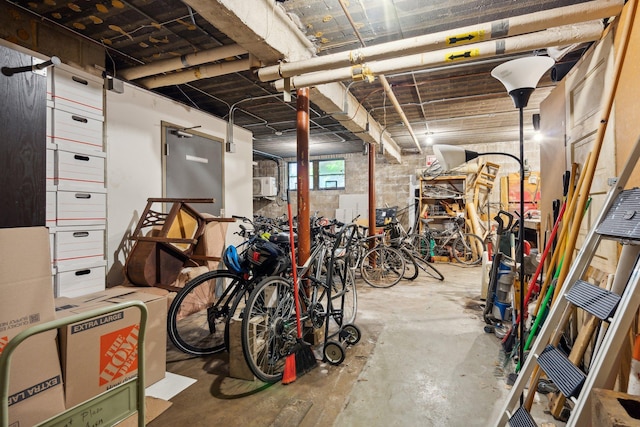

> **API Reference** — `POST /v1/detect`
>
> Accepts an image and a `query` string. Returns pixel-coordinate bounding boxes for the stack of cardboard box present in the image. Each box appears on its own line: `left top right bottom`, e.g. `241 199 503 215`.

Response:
0 227 167 424
0 227 65 426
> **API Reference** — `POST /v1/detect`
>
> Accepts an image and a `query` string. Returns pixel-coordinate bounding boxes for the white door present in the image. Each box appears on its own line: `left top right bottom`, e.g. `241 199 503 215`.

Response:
565 31 616 273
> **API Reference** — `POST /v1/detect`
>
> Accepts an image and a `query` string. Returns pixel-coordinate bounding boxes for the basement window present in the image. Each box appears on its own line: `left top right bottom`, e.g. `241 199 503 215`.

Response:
288 159 345 191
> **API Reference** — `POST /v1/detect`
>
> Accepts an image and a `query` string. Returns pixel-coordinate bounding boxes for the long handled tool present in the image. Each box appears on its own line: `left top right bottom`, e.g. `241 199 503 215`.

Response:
282 190 317 384
501 170 571 353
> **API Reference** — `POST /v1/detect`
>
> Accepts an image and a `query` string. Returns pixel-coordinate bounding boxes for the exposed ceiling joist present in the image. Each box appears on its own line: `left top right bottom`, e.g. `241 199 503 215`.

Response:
181 0 315 63
181 0 405 162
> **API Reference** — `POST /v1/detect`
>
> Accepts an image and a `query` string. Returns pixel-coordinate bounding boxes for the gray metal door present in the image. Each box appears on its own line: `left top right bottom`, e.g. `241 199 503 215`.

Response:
164 125 223 216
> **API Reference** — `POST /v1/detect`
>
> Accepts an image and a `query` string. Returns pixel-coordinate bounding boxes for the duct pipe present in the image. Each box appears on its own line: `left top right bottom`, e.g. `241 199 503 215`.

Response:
274 21 603 91
139 58 251 89
379 76 422 153
121 44 248 81
335 0 422 154
259 0 621 82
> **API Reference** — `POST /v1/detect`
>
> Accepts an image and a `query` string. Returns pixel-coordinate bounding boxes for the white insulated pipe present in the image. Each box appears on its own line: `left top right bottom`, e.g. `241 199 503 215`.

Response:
139 58 251 89
274 21 604 91
379 75 422 153
259 0 621 82
120 44 248 81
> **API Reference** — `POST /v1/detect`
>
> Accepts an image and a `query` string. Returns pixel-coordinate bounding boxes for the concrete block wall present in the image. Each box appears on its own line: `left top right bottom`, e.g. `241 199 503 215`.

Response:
253 139 541 229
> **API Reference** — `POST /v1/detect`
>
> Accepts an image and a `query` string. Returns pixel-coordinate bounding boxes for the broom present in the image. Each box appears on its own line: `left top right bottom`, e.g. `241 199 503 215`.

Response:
282 190 317 384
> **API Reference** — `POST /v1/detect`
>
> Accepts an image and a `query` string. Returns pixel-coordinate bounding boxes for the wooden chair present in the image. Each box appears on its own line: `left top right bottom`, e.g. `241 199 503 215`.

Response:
124 198 234 289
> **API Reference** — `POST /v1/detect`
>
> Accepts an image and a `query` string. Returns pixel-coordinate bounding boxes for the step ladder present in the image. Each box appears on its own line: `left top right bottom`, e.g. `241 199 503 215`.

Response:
494 135 640 427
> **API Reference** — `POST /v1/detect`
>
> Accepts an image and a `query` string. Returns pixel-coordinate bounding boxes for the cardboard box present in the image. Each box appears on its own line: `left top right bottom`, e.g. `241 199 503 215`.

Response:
56 287 167 408
0 227 66 426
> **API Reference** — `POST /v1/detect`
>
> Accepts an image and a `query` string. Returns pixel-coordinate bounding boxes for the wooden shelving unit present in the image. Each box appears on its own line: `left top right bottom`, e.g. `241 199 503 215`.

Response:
418 175 467 232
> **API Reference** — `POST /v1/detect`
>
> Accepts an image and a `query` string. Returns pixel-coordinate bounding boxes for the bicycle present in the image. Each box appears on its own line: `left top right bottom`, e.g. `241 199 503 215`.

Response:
410 216 485 265
343 220 407 288
384 218 444 282
167 215 290 356
241 223 360 382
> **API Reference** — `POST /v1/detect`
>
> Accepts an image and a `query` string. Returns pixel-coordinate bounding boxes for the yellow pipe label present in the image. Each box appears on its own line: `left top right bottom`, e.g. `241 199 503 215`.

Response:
445 48 480 62
445 30 486 46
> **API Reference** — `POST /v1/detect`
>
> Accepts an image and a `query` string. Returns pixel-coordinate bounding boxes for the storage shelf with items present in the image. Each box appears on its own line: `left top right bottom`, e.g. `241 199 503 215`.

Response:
418 175 467 232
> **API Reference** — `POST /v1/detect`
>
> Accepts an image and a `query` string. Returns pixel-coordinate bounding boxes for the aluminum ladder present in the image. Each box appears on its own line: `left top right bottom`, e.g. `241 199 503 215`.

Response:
495 134 640 427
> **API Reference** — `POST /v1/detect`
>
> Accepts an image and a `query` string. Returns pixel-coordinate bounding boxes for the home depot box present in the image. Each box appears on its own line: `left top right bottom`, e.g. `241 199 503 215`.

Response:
0 227 66 426
56 287 167 408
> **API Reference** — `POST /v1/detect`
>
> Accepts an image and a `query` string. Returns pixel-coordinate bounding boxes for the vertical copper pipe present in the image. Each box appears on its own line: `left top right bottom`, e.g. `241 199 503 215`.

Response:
296 88 311 281
368 143 376 247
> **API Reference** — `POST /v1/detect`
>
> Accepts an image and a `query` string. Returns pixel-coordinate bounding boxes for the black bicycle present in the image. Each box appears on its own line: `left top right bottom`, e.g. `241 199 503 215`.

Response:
167 216 290 356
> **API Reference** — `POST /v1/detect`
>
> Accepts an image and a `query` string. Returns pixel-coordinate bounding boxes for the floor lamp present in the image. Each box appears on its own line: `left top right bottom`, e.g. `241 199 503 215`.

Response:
433 55 554 397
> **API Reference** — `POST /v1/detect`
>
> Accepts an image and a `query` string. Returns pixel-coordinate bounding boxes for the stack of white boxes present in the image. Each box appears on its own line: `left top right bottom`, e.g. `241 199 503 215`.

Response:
335 194 368 223
46 63 107 297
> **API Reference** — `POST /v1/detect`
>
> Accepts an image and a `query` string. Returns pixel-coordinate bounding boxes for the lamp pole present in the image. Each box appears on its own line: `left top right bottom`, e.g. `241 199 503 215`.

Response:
491 55 554 406
517 104 526 385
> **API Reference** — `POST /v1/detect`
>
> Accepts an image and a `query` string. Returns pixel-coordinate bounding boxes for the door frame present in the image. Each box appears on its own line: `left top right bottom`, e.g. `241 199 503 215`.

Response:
161 120 226 215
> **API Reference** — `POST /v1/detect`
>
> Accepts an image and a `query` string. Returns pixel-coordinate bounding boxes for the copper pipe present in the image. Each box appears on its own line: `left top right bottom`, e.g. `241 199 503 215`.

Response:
368 143 376 248
296 87 311 293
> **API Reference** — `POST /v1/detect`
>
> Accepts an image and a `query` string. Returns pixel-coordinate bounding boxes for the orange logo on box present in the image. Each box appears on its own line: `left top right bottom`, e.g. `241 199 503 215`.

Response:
0 336 7 355
99 324 139 386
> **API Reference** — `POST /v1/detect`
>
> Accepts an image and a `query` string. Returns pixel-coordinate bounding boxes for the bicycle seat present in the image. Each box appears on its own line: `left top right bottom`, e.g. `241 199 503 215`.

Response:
420 218 434 224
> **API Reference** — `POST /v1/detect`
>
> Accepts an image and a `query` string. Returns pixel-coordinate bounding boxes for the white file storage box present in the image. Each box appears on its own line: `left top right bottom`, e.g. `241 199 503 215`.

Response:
55 262 106 298
46 147 55 187
54 226 105 270
56 190 106 226
46 190 57 228
55 149 105 190
51 108 104 153
51 67 104 120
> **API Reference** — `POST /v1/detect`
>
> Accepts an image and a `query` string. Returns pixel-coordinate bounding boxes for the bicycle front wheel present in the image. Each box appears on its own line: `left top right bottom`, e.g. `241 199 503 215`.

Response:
360 246 405 288
400 247 419 281
167 270 245 356
412 252 445 281
453 233 486 265
241 276 298 383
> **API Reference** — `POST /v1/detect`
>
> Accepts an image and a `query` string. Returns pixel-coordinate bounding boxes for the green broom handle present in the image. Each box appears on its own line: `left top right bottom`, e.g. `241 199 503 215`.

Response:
516 197 592 371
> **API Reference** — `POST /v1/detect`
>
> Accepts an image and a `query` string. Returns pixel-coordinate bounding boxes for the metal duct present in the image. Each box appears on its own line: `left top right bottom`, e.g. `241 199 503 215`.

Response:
274 21 604 91
259 0 621 82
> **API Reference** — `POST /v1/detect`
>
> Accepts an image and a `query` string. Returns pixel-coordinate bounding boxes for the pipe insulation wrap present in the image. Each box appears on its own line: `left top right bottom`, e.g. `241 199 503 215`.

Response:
259 0 621 82
140 58 251 89
120 44 248 80
274 20 604 91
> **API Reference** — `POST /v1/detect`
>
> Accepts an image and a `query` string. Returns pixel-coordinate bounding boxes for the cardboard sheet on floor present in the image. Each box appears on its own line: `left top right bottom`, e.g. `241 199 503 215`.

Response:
145 372 197 401
118 396 173 426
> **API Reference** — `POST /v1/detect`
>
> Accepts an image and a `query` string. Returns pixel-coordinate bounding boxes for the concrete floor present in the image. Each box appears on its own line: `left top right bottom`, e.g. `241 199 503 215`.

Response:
150 263 562 427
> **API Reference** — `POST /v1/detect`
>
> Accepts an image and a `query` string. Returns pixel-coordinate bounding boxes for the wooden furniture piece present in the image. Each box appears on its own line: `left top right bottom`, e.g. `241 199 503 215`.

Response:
124 198 234 288
0 44 47 228
591 388 640 427
418 175 466 233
